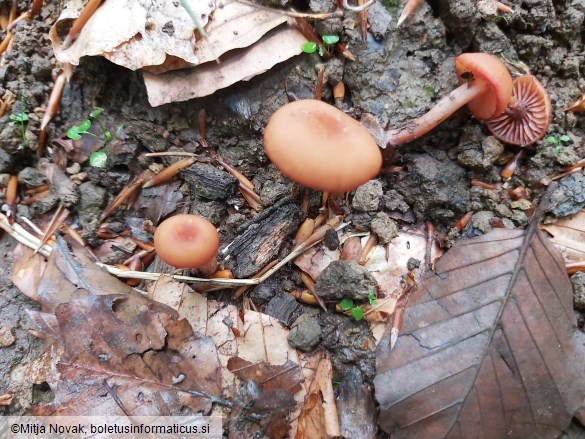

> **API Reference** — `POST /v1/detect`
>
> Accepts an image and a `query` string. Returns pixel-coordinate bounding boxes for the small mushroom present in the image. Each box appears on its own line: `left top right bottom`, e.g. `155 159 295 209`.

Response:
485 74 551 147
264 99 382 193
154 214 219 268
386 52 513 145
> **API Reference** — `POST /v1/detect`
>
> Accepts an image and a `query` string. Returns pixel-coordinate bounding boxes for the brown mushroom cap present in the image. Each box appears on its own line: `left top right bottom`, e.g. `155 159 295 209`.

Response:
264 99 382 193
455 52 513 120
154 214 219 268
485 74 552 147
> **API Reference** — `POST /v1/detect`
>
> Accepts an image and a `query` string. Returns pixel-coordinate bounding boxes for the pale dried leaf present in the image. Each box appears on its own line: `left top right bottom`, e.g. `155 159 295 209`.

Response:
296 353 339 438
375 228 585 437
12 243 46 300
51 0 215 69
143 26 307 106
542 210 585 263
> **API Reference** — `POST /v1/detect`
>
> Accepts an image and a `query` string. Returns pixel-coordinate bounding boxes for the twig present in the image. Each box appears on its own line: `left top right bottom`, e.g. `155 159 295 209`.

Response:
0 213 347 291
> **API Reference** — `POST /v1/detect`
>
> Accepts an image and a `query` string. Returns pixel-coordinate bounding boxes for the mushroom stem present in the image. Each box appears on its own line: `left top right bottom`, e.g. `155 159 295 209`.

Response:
386 80 490 145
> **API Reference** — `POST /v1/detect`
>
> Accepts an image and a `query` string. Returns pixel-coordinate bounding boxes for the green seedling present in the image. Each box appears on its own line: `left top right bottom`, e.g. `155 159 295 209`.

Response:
301 41 318 54
67 107 112 167
302 35 340 56
546 134 571 153
339 298 354 311
368 291 378 306
89 150 108 168
67 107 111 143
9 101 29 145
339 298 366 321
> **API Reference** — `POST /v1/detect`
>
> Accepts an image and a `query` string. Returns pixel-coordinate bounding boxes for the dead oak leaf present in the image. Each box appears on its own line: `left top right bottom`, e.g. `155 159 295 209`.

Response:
375 227 585 437
31 294 222 417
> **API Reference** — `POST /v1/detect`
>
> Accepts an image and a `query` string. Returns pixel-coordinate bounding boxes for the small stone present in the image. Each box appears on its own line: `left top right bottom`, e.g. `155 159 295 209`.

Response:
18 167 46 187
571 272 585 311
352 180 383 212
78 182 106 234
0 326 15 347
383 190 409 212
288 313 321 352
370 212 398 244
471 211 495 233
323 228 340 250
66 162 81 175
510 199 532 210
407 258 421 271
316 260 377 301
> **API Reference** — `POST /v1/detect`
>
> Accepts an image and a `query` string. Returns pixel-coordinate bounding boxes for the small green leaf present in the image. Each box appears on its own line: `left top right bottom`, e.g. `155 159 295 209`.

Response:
368 291 378 305
339 298 354 311
560 135 571 142
103 131 112 141
90 107 104 118
545 136 558 144
8 121 15 126
301 42 317 53
10 113 28 123
350 307 363 321
89 150 107 168
67 126 82 140
79 119 92 132
321 34 340 45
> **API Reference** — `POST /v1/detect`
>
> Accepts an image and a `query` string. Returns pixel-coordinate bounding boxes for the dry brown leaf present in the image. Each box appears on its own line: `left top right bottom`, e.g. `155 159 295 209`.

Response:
26 237 172 316
563 93 585 112
148 276 307 435
143 26 306 106
542 210 585 263
296 353 340 438
12 243 46 299
227 356 303 438
375 227 585 437
31 294 223 417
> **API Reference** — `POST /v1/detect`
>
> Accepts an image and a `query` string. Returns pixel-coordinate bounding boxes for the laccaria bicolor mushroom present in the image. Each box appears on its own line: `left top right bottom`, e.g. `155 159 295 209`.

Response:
154 214 219 268
485 74 551 147
386 53 514 145
263 99 382 193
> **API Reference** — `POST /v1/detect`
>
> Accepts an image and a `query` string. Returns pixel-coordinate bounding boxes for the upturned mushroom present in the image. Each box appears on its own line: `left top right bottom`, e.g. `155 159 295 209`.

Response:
386 52 514 145
485 74 551 147
263 99 382 193
154 214 219 269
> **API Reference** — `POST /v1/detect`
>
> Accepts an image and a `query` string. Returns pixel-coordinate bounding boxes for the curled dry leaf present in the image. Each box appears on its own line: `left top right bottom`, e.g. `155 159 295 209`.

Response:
375 227 585 437
12 243 46 300
50 0 214 70
296 353 340 438
542 209 585 263
563 93 585 112
31 294 222 417
143 26 306 106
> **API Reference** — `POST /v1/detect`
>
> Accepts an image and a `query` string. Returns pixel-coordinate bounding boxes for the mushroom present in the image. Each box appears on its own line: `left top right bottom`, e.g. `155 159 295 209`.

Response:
386 52 513 145
485 74 551 147
154 214 219 268
263 99 382 193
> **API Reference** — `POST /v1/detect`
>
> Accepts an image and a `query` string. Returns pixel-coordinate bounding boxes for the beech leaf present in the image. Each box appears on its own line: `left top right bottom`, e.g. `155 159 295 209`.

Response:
375 227 585 437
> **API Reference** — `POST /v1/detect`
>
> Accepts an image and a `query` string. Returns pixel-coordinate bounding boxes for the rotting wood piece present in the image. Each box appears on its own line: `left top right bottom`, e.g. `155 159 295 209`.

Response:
226 204 300 278
181 162 238 201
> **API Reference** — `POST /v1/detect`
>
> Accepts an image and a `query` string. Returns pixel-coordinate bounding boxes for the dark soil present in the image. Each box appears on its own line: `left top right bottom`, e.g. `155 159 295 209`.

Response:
2 0 585 435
